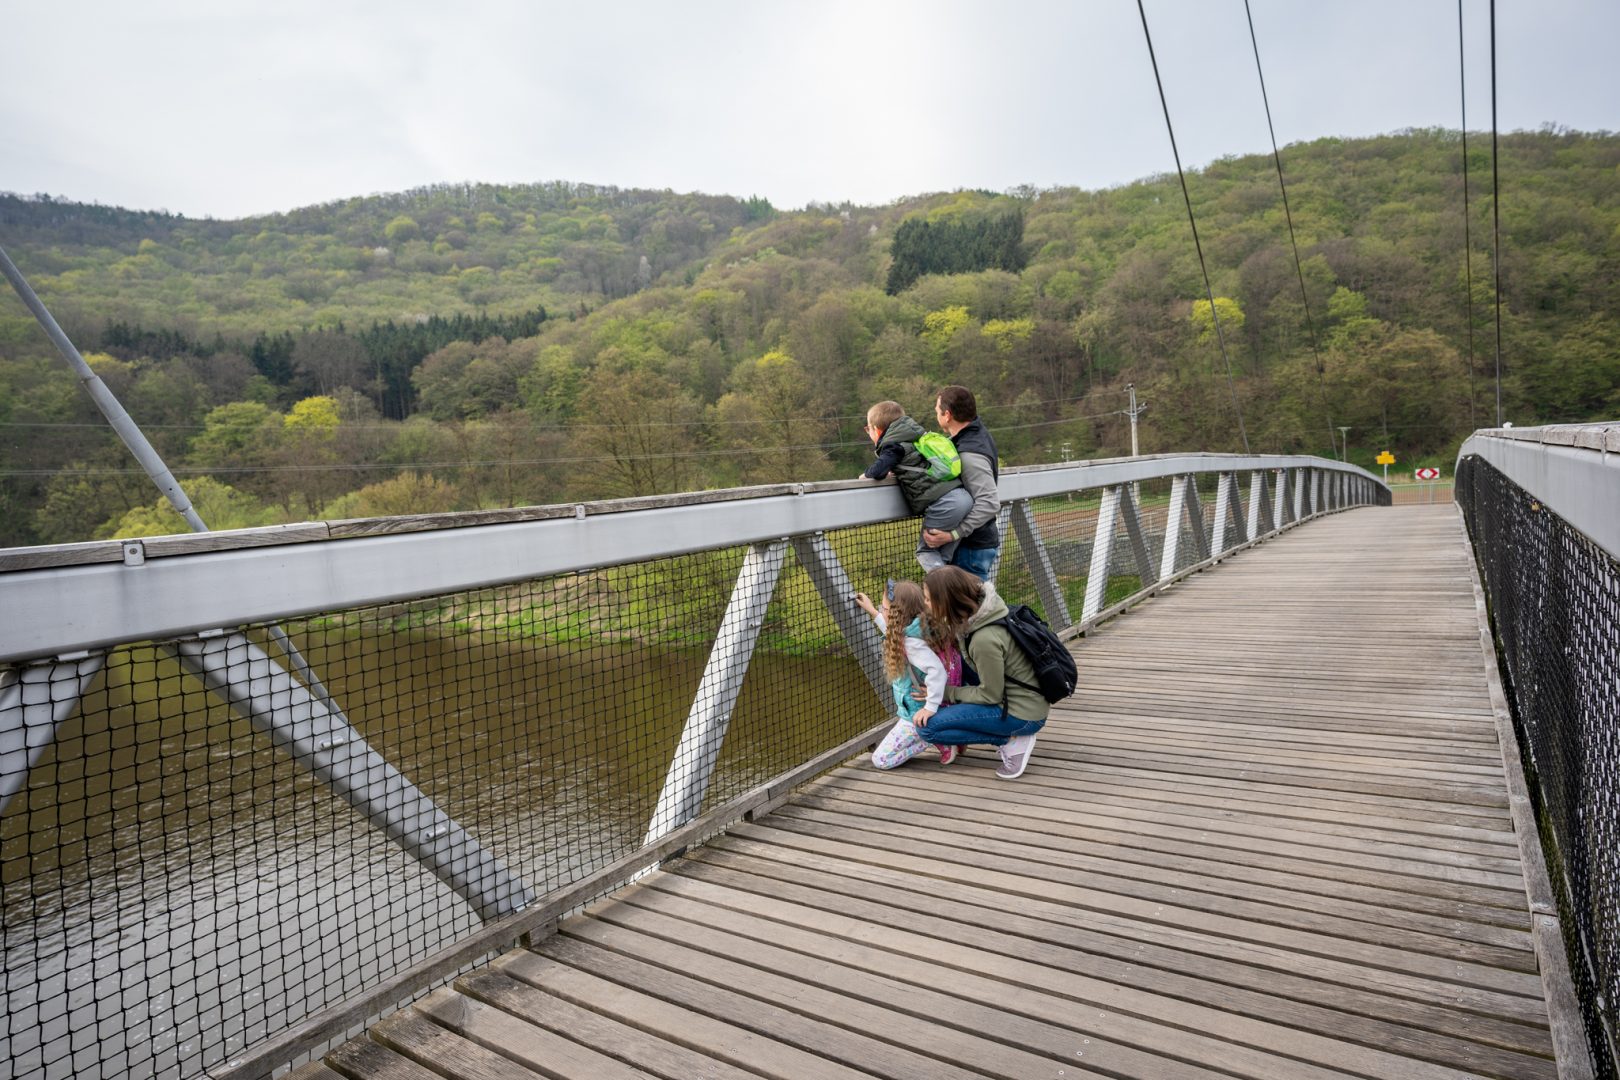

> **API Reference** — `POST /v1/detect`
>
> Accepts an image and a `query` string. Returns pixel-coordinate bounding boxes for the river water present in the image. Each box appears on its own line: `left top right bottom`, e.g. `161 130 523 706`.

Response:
0 628 881 1079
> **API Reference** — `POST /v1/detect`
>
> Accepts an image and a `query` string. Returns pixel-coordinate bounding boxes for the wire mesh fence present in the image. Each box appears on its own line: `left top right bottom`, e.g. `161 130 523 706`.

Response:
1458 454 1620 1080
0 460 1373 1079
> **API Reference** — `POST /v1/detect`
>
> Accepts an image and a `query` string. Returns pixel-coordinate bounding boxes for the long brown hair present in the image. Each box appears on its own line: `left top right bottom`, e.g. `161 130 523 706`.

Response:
882 581 926 681
923 565 984 640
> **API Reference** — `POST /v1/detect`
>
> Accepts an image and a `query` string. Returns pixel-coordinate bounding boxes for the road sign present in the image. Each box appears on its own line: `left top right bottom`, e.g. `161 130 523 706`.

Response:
1376 451 1395 466
1415 467 1441 480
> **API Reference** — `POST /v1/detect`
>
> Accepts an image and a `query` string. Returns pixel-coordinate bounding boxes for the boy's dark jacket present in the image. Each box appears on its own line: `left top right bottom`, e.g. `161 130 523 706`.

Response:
863 414 961 514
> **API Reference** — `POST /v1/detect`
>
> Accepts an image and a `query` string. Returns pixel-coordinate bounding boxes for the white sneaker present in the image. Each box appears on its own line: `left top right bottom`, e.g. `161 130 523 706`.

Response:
996 734 1037 779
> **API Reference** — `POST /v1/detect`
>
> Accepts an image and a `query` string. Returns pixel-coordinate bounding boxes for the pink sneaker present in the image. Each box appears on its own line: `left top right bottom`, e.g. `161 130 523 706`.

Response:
996 734 1037 779
937 744 959 766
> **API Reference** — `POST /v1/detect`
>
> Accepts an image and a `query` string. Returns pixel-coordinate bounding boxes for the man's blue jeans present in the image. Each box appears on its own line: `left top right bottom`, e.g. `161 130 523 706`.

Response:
949 545 999 581
919 702 1044 747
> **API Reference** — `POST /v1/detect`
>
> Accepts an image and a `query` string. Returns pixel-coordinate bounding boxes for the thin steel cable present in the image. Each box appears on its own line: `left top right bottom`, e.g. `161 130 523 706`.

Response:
1458 0 1480 429
1242 0 1333 454
1490 0 1504 426
1135 0 1251 453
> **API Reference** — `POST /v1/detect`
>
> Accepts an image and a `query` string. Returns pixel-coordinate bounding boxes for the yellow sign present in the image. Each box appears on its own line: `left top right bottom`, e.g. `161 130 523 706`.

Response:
1376 451 1396 466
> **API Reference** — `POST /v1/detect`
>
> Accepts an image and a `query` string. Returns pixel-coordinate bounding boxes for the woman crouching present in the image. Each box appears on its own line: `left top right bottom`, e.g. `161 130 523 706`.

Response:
918 565 1047 779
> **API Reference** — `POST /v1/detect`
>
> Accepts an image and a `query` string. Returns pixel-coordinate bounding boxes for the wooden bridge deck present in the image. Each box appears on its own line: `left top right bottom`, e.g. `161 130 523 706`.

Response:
298 505 1565 1080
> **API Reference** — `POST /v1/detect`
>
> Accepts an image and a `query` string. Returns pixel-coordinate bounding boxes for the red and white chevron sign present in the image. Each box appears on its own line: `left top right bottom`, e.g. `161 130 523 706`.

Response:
1415 467 1441 480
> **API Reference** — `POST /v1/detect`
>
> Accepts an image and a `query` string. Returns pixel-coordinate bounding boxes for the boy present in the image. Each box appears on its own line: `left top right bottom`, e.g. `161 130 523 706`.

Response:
861 400 974 570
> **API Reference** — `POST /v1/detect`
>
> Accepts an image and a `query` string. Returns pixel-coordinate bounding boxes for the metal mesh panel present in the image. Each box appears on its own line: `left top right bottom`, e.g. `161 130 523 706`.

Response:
1458 455 1620 1080
0 526 902 1079
0 463 1380 1079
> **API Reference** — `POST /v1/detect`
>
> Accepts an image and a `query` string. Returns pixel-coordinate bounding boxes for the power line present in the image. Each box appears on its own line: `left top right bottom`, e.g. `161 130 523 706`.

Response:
1242 0 1335 457
1135 0 1251 454
0 391 1126 433
0 410 1129 478
1489 0 1505 427
1458 0 1480 429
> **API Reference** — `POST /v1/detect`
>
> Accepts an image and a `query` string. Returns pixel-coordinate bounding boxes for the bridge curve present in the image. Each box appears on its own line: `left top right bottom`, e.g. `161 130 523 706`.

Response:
2 441 1611 1079
294 505 1573 1080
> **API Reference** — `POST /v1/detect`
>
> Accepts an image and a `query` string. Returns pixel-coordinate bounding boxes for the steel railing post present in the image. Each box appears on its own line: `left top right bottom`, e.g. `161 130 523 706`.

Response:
0 656 103 814
171 634 534 919
1010 501 1072 631
1082 486 1122 623
790 533 889 703
643 540 788 845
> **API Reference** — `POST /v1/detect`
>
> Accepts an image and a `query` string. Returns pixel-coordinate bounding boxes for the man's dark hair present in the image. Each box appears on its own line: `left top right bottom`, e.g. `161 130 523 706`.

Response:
936 385 977 423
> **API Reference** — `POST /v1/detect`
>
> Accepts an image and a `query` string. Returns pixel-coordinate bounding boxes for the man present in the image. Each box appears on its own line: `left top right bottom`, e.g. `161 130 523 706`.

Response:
921 385 1000 579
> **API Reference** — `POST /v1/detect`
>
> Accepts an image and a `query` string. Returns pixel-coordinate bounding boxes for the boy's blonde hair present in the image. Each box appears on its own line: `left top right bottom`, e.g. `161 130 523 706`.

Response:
866 400 905 433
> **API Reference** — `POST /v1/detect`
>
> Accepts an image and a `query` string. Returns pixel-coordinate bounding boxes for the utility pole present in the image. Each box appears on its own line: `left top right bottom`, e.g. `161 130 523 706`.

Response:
1337 426 1350 462
1126 383 1144 457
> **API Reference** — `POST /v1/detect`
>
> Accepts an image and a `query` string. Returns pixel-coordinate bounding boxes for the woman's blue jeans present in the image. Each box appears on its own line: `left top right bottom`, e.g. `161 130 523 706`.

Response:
919 702 1044 747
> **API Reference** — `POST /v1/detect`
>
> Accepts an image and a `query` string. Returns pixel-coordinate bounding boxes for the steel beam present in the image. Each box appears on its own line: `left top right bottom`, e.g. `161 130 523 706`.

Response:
1212 472 1245 553
1184 476 1212 562
1081 487 1122 623
1247 470 1273 538
643 540 788 845
790 534 888 703
0 655 104 815
171 633 534 920
1010 501 1071 631
1459 431 1620 560
1118 485 1158 589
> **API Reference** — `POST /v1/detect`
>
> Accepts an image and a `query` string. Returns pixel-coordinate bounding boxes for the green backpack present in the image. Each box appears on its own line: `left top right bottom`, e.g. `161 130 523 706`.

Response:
913 431 962 482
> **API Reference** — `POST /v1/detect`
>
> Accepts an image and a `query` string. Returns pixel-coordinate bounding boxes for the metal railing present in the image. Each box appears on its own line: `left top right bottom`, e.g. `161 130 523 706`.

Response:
1458 423 1620 1080
0 454 1384 1080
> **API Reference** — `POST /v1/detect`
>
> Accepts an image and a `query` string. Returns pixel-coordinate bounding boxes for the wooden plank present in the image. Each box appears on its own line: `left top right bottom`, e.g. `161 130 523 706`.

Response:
490 948 877 1080
682 837 1556 1056
621 871 1514 1080
627 855 1556 1078
368 1010 544 1080
714 819 1548 999
283 1064 348 1080
412 987 655 1080
555 913 1139 1080
323 1037 449 1080
452 970 763 1080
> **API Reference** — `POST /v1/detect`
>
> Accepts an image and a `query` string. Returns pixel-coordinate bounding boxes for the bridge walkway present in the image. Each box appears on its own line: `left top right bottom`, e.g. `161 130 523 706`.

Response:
296 505 1563 1080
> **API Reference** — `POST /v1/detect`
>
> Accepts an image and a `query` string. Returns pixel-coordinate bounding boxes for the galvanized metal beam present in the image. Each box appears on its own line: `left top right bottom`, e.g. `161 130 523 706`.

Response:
171 633 534 920
790 534 888 703
0 655 104 815
1212 472 1245 553
0 455 1387 666
1119 484 1158 590
1081 486 1122 623
1184 476 1212 562
1010 501 1071 631
1458 430 1620 560
643 540 788 845
1247 470 1274 538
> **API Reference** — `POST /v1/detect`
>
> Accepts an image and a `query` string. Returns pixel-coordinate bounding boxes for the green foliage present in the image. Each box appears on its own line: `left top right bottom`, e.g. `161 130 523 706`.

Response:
885 207 1027 294
4 129 1619 547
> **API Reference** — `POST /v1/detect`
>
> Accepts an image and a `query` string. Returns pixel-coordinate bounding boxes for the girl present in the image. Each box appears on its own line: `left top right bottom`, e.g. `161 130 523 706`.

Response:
917 565 1048 779
854 579 962 768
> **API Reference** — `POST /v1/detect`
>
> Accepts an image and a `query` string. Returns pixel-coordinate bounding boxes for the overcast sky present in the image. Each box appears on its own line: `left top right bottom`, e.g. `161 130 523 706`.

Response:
5 0 1616 221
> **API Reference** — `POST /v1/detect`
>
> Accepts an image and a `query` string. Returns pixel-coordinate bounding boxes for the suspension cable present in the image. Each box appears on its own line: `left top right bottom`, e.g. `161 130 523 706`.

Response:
1489 0 1504 426
1242 0 1333 456
1458 0 1479 429
1135 0 1250 453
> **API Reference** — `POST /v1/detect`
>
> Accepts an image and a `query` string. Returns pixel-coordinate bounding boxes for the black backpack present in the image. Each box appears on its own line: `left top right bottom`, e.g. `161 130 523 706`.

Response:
968 604 1077 704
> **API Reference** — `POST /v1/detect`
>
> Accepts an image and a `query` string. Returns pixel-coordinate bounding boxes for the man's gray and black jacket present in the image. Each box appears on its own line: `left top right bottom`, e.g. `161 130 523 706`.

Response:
950 418 1000 550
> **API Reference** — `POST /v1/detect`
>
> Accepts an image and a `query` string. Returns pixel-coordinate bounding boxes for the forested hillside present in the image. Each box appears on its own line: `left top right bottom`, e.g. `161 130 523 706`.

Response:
2 127 1616 548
